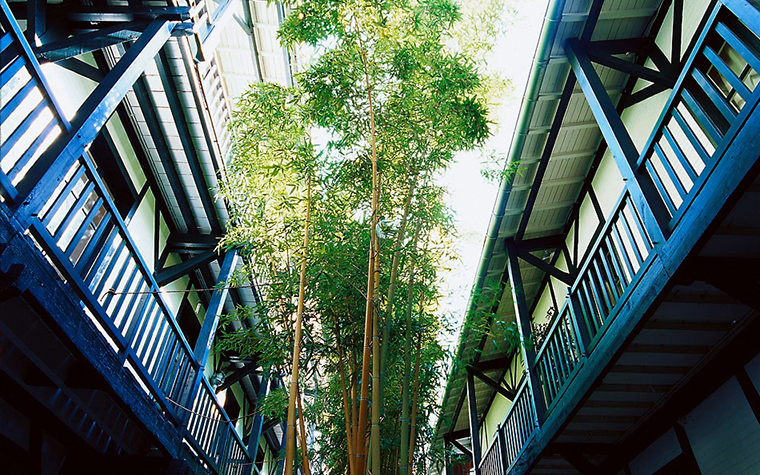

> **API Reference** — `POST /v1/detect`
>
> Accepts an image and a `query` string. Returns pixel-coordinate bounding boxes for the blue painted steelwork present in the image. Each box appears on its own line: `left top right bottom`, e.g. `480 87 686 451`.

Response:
0 3 257 472
471 0 760 472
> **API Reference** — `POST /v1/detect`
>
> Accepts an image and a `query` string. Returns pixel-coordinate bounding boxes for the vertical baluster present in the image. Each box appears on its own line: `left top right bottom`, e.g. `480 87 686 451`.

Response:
150 325 175 380
610 220 635 284
111 265 140 330
98 250 132 311
597 244 621 304
671 105 711 165
76 213 112 272
681 87 723 145
41 165 86 226
10 118 59 180
591 259 613 315
604 236 627 298
92 238 127 296
124 291 154 345
52 180 95 242
144 318 169 374
626 196 654 254
576 281 598 338
616 199 645 267
64 197 104 258
661 125 699 183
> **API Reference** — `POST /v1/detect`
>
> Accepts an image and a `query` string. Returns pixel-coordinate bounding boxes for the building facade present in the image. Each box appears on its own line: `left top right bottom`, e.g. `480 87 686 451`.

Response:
439 0 760 474
0 0 297 473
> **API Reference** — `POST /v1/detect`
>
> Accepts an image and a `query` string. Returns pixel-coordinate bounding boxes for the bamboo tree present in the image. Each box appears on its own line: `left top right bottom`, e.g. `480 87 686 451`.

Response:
297 386 311 475
284 177 312 475
399 225 421 475
355 29 381 475
408 332 423 470
380 183 415 400
333 323 356 475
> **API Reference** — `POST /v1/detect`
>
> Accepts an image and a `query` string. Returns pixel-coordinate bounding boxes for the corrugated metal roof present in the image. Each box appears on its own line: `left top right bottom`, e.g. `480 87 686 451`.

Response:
438 0 666 441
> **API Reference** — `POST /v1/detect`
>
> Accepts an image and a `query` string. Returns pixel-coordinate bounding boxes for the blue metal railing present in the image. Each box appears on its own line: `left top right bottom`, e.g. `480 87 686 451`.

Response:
0 3 250 473
478 0 760 472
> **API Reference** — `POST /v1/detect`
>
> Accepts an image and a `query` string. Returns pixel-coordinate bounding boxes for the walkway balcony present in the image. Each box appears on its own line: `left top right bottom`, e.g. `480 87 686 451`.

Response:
0 1 280 472
442 0 760 473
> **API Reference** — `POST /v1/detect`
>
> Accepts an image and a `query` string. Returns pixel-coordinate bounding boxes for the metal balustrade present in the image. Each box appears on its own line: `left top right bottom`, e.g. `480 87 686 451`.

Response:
534 305 583 407
479 433 504 475
0 5 65 204
0 3 252 473
638 0 760 225
572 192 653 343
481 379 536 473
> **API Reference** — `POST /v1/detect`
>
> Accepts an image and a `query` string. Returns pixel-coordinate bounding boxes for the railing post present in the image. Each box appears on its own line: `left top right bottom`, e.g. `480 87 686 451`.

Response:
497 423 509 473
467 371 482 474
565 38 669 245
506 238 546 424
193 249 239 368
181 249 239 420
567 291 591 356
243 373 271 475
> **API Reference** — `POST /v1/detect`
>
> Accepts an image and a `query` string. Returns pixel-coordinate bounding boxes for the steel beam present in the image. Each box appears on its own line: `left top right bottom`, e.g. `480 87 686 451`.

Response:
449 434 472 459
34 22 148 62
506 238 546 422
466 365 516 401
155 249 219 287
16 20 176 222
565 38 669 243
217 360 261 393
25 0 45 44
585 50 676 88
516 248 574 286
193 249 239 368
466 371 482 474
66 5 191 23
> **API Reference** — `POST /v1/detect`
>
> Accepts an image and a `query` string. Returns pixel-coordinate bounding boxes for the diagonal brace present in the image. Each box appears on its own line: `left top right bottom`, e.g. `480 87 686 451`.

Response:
466 364 516 401
517 248 574 286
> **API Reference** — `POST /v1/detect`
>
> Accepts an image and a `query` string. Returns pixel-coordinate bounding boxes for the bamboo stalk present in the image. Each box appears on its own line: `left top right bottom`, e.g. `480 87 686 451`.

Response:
371 185 382 475
356 32 381 475
408 332 423 471
380 183 414 401
283 177 312 475
335 323 356 475
297 386 311 475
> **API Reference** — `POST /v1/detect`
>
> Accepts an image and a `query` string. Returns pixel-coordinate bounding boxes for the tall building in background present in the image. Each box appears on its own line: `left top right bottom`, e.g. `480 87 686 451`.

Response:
0 0 299 473
439 0 760 473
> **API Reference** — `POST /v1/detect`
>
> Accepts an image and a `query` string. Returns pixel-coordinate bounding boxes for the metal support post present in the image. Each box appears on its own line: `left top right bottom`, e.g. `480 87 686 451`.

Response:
506 238 547 423
466 371 482 474
243 373 271 475
193 249 239 369
565 38 669 243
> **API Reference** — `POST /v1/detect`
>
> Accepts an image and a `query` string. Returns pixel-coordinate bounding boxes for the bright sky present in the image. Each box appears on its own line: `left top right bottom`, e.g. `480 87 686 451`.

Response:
437 0 550 352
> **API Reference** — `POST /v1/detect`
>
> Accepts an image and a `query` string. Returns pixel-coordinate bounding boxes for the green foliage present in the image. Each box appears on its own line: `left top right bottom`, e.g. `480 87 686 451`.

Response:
216 0 519 472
